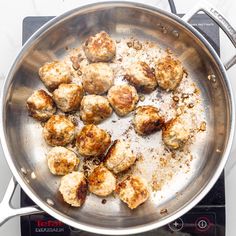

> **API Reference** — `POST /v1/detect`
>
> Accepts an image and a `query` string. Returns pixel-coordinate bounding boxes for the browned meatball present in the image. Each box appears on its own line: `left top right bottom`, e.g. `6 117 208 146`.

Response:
115 175 149 209
155 55 184 91
133 106 164 136
43 115 75 146
47 146 79 175
52 83 84 112
59 172 87 207
88 165 116 197
83 31 116 62
83 63 114 95
162 117 190 150
76 124 111 157
125 61 157 93
104 140 136 174
80 95 112 124
38 61 72 91
107 84 139 116
26 89 56 121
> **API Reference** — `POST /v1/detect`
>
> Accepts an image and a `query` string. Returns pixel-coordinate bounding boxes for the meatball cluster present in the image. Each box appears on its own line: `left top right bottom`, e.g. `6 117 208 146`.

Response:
27 30 191 210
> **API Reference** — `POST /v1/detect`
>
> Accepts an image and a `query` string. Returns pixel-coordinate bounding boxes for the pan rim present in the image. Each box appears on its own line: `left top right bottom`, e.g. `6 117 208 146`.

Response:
0 1 235 235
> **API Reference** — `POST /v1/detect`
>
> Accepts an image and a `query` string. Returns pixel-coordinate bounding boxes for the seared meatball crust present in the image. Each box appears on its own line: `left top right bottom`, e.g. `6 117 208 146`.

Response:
76 124 111 157
162 117 190 150
47 146 79 175
88 165 116 197
27 89 56 121
59 172 87 207
39 61 72 91
125 61 157 93
155 55 184 91
104 140 136 174
80 95 112 124
107 84 139 116
83 63 114 95
43 115 75 146
83 31 116 62
133 106 164 136
115 175 149 209
52 83 83 112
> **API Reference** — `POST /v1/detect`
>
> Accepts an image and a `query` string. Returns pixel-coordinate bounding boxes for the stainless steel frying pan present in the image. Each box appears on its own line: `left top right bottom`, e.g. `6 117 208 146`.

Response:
0 1 236 235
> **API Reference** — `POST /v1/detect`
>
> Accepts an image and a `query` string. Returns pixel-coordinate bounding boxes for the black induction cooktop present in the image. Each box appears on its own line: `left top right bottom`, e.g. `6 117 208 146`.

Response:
20 14 225 236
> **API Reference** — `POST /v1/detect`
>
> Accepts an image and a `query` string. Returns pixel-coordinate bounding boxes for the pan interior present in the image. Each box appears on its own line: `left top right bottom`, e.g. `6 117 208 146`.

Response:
2 3 232 232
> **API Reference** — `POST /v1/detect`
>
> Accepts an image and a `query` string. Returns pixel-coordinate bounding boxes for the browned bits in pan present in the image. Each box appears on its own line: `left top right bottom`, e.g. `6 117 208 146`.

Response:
188 103 194 108
101 199 107 204
40 122 45 127
127 41 133 48
133 40 142 50
181 93 189 99
160 208 168 215
172 96 179 102
70 56 80 70
199 121 206 131
83 165 90 171
77 53 84 62
152 180 161 191
77 70 82 76
165 48 172 54
93 158 101 165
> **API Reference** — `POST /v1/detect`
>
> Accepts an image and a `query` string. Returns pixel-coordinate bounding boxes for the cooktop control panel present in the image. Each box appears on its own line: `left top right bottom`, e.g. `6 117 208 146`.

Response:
21 206 224 236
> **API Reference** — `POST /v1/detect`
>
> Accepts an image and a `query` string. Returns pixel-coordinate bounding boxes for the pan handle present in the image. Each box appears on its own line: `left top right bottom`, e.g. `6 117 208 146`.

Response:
0 177 43 226
182 0 236 70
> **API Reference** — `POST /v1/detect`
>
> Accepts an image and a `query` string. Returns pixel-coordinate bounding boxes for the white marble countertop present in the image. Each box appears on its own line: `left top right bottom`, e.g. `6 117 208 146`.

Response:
0 0 235 235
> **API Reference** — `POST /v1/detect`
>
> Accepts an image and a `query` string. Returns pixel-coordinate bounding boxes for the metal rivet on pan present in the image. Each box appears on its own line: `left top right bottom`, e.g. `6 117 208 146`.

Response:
207 74 216 82
162 27 168 34
46 198 55 206
212 78 216 83
172 30 179 38
21 167 27 175
31 172 36 179
216 148 221 153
